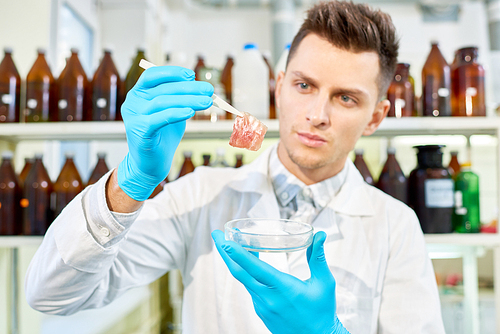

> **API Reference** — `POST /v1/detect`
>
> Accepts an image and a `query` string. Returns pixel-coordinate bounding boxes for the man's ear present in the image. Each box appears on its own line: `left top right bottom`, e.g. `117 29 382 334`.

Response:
363 99 390 136
274 71 285 111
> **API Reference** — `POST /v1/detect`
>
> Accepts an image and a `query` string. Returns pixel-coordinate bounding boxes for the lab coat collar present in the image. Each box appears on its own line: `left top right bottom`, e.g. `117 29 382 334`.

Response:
227 145 375 218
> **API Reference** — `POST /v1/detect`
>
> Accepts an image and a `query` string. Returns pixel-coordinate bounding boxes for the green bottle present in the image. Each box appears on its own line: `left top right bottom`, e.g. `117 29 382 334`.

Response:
452 162 480 233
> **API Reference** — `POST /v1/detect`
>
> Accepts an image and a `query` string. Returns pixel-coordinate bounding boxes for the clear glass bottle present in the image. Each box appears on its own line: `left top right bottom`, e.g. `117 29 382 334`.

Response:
210 148 230 168
0 47 21 123
353 149 374 185
408 145 454 233
91 49 122 121
220 55 234 120
125 48 146 93
452 162 480 233
22 155 53 235
376 147 408 204
56 48 90 121
25 48 57 122
0 152 22 235
451 47 485 117
422 43 451 117
87 153 110 186
386 63 415 118
53 153 83 217
178 151 196 178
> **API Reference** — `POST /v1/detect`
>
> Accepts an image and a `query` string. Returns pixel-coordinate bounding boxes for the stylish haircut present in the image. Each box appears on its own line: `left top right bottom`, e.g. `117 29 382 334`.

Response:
287 1 399 98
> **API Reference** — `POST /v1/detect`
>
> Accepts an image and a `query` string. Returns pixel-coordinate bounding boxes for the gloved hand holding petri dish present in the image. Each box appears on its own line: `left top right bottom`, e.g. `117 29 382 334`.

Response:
224 218 314 252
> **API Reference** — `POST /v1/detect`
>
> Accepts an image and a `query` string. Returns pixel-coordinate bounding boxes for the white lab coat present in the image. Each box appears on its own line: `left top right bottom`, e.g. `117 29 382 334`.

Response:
25 145 445 333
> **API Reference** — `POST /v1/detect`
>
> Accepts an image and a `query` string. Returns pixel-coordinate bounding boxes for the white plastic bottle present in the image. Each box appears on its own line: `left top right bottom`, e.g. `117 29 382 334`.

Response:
275 43 290 77
232 43 269 120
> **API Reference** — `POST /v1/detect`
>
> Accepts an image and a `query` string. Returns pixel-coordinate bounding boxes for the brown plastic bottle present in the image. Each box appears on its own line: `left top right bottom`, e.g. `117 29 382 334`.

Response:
0 152 22 235
263 53 276 119
53 153 83 217
202 154 211 166
194 55 206 81
376 147 408 204
220 55 234 120
91 49 122 121
448 151 461 179
178 151 195 178
408 145 454 233
125 48 146 94
386 63 415 118
0 47 21 122
19 158 34 188
422 43 451 117
87 153 110 186
22 155 53 236
451 47 485 117
235 154 244 168
353 149 374 185
25 48 57 122
57 48 90 121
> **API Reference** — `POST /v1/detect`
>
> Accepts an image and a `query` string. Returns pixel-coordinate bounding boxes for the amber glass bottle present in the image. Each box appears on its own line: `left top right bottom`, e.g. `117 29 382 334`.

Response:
353 149 374 185
0 152 22 235
263 53 276 119
149 177 169 199
202 154 211 166
53 154 83 217
387 63 415 118
178 151 196 178
125 48 146 94
422 43 451 117
22 155 53 235
235 154 244 168
0 48 21 123
19 158 34 188
57 48 90 121
194 55 206 81
448 151 461 179
451 47 485 117
220 55 234 119
87 153 109 186
376 147 407 204
408 145 454 233
25 48 57 122
91 49 121 121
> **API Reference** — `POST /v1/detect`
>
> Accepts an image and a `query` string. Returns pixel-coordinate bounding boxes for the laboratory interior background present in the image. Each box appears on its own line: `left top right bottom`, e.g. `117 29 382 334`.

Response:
1 0 500 333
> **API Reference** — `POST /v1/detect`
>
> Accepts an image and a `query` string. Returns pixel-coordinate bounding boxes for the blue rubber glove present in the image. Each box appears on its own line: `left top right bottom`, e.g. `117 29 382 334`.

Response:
118 66 214 201
211 230 350 334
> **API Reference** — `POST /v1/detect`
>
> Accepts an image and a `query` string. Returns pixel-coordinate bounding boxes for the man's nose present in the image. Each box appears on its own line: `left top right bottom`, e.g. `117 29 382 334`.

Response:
306 96 330 127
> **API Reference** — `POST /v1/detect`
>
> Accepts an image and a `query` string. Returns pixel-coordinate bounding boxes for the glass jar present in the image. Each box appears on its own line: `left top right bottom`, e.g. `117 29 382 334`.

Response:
422 43 451 117
408 145 454 233
376 147 407 204
386 63 415 118
353 149 374 185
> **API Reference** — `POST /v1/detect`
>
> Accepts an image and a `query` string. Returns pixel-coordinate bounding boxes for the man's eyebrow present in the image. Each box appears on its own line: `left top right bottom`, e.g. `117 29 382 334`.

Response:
291 71 369 98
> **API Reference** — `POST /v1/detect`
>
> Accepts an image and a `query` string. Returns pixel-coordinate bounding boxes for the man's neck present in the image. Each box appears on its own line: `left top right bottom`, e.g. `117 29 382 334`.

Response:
277 143 347 186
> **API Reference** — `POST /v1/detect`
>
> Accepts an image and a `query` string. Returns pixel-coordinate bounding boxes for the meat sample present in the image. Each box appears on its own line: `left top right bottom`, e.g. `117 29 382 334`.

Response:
229 112 268 151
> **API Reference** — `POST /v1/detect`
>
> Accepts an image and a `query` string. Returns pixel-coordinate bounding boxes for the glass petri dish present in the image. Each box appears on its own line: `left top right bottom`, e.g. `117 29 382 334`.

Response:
225 218 314 253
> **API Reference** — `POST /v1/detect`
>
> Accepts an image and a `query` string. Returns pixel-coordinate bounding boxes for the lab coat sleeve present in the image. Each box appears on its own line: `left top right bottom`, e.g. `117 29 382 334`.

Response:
377 207 446 334
24 169 182 315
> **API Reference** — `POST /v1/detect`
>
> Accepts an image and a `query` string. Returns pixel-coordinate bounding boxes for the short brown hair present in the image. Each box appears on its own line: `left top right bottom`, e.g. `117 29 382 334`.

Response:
287 1 399 98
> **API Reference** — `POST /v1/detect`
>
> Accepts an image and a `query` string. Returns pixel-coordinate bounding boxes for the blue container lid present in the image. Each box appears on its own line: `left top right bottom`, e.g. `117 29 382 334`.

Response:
243 43 258 50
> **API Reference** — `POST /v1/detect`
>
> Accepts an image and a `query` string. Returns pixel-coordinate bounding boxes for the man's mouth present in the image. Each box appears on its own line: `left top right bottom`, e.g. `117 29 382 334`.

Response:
297 132 327 148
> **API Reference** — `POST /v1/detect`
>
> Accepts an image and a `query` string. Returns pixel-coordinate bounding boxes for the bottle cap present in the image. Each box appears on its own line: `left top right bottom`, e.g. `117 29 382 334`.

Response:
70 47 79 54
37 48 46 54
243 43 258 50
461 161 472 168
103 45 115 54
387 147 396 154
450 151 459 155
1 151 14 159
4 47 13 54
97 152 107 159
235 154 243 159
202 154 211 158
64 151 75 159
216 147 226 156
34 153 43 159
184 151 193 158
354 148 364 155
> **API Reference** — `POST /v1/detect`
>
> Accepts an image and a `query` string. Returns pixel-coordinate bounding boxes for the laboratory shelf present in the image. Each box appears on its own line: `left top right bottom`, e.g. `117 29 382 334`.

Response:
0 236 43 248
424 233 500 247
0 117 500 142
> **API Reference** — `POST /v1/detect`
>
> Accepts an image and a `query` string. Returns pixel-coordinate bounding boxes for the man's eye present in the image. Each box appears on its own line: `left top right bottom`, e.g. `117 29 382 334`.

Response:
299 83 309 89
340 95 352 103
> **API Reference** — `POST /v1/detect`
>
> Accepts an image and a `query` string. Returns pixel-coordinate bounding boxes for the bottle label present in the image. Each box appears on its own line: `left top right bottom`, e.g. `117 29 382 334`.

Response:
424 179 454 208
454 190 467 215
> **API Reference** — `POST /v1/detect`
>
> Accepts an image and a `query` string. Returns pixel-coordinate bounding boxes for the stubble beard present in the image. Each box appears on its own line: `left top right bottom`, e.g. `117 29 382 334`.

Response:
285 144 332 171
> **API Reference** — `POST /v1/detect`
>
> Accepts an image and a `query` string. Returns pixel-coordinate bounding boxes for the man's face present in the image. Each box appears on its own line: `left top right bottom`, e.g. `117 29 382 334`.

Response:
275 33 389 183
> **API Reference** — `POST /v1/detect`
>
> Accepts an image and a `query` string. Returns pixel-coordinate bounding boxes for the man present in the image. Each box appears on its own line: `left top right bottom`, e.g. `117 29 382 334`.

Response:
26 1 445 333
